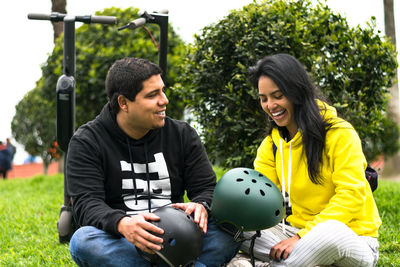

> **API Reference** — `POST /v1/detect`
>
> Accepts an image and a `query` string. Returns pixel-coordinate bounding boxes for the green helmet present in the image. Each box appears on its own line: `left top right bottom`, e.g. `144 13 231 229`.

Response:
211 167 285 232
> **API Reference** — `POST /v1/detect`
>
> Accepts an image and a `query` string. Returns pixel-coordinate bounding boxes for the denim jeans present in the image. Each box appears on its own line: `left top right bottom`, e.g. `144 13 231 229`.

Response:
69 217 241 267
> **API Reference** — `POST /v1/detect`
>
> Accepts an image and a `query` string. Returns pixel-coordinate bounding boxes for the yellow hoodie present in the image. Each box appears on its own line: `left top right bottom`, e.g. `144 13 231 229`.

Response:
254 101 381 238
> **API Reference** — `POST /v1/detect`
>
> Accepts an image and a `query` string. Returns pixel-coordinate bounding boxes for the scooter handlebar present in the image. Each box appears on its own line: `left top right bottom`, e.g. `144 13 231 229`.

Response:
118 17 146 31
90 15 117 25
28 12 66 22
28 13 51 20
28 13 116 25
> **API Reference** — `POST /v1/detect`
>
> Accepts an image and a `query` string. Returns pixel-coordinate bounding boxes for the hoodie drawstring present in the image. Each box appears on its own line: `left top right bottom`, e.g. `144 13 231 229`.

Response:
127 138 152 213
144 141 152 213
127 138 138 205
279 138 292 234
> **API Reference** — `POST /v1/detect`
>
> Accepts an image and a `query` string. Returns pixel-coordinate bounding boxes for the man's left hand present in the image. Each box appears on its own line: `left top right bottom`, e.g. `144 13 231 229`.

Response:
172 202 208 234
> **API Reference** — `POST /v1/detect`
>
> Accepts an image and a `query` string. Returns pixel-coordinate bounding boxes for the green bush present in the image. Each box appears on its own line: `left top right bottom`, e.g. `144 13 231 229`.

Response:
180 0 399 168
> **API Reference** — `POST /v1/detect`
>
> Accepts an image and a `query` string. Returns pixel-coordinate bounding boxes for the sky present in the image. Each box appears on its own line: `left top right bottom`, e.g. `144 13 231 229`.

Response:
0 0 399 164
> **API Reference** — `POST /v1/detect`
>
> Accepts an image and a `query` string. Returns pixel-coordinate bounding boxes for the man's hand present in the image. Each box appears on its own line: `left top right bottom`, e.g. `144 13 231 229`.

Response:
117 213 164 254
269 235 300 261
172 202 208 234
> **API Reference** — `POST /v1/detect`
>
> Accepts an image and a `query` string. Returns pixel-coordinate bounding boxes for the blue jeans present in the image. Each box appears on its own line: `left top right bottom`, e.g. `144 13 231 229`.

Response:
69 217 241 267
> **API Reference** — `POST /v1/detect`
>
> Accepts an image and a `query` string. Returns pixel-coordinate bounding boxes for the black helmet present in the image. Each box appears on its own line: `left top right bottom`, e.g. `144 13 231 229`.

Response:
211 167 285 232
140 206 204 266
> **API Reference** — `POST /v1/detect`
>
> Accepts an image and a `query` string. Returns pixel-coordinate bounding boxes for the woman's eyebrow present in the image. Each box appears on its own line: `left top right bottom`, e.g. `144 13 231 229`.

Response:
258 89 281 97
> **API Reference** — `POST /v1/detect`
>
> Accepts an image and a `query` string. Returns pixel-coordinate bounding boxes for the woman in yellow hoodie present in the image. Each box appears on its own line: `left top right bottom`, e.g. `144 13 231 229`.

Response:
241 54 381 267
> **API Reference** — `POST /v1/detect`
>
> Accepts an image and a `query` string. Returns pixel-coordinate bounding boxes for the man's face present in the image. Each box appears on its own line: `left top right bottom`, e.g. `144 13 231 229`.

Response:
121 74 168 139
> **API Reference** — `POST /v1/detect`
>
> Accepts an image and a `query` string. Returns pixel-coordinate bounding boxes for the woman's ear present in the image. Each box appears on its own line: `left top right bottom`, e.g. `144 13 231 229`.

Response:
118 95 128 112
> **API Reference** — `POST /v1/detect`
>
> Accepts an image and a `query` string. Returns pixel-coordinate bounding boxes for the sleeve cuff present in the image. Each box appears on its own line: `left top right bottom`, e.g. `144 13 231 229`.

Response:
296 228 308 238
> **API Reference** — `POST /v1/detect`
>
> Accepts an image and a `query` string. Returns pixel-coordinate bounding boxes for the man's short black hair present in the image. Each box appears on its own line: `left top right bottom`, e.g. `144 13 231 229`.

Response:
105 57 162 114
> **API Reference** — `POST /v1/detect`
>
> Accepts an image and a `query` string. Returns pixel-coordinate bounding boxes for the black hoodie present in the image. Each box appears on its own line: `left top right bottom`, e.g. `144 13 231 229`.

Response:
66 104 216 236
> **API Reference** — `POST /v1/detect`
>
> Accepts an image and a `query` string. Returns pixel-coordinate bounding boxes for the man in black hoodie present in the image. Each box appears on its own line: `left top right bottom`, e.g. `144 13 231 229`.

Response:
67 57 240 266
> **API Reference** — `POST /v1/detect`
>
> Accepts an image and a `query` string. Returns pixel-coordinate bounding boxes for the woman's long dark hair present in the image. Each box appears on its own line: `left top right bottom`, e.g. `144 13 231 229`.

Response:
249 54 330 184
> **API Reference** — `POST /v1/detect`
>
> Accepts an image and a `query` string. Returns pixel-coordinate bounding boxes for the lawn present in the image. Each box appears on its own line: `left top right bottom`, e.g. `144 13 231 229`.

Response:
0 171 399 266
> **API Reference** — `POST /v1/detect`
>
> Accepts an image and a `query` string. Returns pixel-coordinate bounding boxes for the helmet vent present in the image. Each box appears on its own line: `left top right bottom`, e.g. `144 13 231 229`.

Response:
245 188 250 195
244 170 249 174
275 210 280 216
260 190 265 196
265 183 272 187
168 238 176 246
252 179 257 183
236 178 244 182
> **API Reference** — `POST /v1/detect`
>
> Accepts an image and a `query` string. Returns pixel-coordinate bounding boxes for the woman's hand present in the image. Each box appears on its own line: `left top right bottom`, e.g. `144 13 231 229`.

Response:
269 234 300 261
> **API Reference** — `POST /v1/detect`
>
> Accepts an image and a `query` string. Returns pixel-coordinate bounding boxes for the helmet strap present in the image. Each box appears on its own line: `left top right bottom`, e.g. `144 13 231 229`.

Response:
249 230 261 267
216 223 262 266
233 229 243 241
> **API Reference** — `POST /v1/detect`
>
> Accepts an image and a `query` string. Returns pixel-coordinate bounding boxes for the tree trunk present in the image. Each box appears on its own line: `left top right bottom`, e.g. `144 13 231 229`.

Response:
43 160 49 176
58 154 65 174
384 0 398 118
382 0 400 177
384 0 397 46
51 0 67 43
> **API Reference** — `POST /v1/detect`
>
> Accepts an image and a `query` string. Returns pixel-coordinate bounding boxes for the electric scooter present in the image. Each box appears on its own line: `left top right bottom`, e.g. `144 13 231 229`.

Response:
27 12 117 243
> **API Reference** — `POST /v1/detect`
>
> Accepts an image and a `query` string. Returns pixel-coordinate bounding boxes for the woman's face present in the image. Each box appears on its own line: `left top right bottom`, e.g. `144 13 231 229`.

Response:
258 75 298 138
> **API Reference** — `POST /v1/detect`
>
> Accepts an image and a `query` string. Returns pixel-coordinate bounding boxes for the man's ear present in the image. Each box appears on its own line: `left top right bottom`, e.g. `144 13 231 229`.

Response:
117 95 128 112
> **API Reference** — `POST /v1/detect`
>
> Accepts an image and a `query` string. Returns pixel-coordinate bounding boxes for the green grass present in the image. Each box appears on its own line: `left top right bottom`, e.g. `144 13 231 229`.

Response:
0 171 399 266
0 174 73 266
372 179 400 266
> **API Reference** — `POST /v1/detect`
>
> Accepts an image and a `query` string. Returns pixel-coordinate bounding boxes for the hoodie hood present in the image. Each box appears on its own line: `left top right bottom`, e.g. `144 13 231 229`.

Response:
99 103 160 145
318 99 337 121
318 100 352 129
